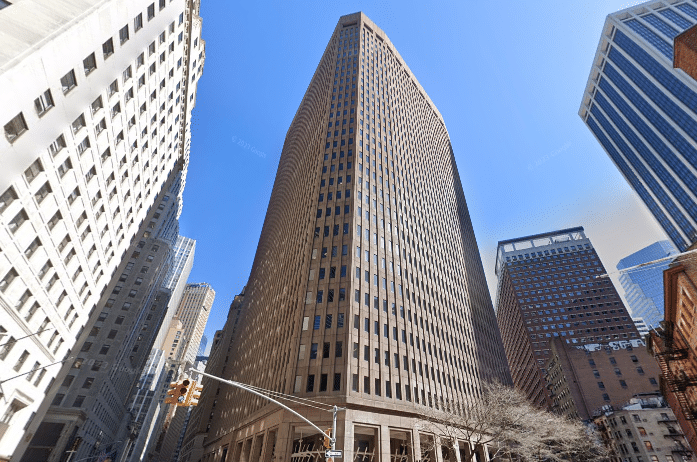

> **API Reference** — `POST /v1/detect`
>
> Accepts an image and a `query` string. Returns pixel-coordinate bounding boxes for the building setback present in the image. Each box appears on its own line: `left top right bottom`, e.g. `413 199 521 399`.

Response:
580 0 697 252
545 337 661 421
617 240 678 329
183 12 510 462
495 227 640 408
648 252 697 455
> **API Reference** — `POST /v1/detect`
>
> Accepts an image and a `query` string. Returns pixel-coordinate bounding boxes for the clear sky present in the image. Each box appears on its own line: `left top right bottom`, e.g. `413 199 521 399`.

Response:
178 0 669 353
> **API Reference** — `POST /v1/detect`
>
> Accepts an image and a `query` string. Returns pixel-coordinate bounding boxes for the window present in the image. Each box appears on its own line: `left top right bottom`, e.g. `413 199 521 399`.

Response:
35 182 52 204
71 114 86 134
8 209 28 234
34 89 54 115
0 187 17 213
147 3 155 20
60 70 77 93
108 79 119 97
306 374 315 392
4 112 28 142
13 350 29 371
103 38 115 58
123 65 132 82
48 134 66 157
83 53 97 75
91 96 104 114
119 25 129 44
72 395 85 407
134 13 143 31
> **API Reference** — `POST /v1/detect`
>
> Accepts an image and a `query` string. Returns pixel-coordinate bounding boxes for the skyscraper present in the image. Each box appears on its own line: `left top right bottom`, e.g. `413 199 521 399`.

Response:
184 12 510 462
173 282 214 365
0 0 205 459
494 227 640 408
580 0 697 252
617 240 678 329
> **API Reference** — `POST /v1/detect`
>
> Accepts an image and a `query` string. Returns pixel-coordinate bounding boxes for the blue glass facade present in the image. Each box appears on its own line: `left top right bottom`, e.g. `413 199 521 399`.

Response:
617 240 678 328
582 2 697 252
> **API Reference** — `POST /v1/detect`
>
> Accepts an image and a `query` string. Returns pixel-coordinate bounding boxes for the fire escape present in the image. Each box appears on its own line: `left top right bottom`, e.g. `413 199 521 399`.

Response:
653 322 697 425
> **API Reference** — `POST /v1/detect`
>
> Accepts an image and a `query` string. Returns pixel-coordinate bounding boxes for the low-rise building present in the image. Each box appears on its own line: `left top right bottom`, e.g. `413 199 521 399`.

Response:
545 337 661 421
595 394 692 462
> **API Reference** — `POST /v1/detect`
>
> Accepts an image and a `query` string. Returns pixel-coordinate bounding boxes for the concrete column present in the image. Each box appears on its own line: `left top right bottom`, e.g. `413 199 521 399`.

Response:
433 436 444 462
411 430 422 462
275 421 292 462
380 425 391 462
452 440 462 462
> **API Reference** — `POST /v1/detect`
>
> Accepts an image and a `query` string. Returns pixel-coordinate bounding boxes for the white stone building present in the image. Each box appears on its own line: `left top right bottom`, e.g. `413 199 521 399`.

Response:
0 0 204 459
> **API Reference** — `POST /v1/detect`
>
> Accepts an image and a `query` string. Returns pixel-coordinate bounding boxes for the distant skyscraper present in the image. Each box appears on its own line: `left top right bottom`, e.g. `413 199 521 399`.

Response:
580 0 697 252
183 12 510 462
617 240 678 328
174 282 214 365
495 227 640 408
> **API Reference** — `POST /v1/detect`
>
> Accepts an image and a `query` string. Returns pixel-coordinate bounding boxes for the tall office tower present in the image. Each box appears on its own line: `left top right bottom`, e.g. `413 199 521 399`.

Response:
0 0 205 459
179 293 243 462
617 240 678 328
580 0 697 252
173 282 214 365
188 12 510 462
495 227 640 408
0 0 203 458
120 235 195 462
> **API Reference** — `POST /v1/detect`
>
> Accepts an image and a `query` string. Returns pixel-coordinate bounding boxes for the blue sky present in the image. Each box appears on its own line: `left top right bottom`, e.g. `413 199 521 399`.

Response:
178 0 668 352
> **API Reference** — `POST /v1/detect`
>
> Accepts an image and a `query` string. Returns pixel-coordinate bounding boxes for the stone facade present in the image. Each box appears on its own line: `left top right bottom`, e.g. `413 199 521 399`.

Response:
183 11 510 462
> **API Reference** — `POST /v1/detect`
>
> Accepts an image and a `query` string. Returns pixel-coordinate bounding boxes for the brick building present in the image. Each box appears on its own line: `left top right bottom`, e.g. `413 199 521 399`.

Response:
494 227 640 408
648 250 697 455
545 337 661 421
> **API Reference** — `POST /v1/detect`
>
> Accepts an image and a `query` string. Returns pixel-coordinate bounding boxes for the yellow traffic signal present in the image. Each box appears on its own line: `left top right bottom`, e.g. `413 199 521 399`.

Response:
164 382 179 404
323 428 332 449
178 379 191 403
186 382 203 406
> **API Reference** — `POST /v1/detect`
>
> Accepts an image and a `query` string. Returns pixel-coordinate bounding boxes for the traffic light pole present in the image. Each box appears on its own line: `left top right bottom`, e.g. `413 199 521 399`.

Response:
190 369 339 450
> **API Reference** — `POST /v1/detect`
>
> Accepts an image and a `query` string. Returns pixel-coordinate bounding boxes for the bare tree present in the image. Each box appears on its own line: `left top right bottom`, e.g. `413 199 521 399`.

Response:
415 382 608 462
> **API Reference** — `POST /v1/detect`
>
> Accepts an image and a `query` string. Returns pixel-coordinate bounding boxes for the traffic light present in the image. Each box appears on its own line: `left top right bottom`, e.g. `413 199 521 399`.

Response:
178 379 191 403
164 382 179 404
323 428 332 449
185 382 203 406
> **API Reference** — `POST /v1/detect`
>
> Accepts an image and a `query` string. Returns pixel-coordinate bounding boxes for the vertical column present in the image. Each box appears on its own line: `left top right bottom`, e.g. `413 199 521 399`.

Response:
380 425 391 462
433 436 444 462
452 441 462 462
343 411 354 462
411 431 421 462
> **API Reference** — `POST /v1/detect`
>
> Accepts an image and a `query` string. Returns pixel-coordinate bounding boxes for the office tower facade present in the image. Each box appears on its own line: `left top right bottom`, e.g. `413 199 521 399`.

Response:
594 394 693 461
174 282 214 365
648 253 697 455
495 227 640 408
580 0 697 252
0 0 203 458
121 235 195 462
0 0 205 459
186 12 510 462
544 337 661 421
617 240 678 329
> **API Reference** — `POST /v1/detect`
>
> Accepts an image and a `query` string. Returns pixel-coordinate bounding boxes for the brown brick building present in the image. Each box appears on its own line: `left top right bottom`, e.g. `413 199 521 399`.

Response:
494 227 641 409
180 12 511 462
648 251 697 455
545 337 661 421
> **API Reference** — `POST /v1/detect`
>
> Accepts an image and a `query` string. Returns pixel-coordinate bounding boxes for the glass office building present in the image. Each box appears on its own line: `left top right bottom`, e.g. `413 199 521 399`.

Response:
580 0 697 252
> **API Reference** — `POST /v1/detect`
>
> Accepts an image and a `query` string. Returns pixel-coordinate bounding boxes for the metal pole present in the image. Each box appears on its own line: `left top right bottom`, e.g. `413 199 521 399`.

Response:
331 406 337 451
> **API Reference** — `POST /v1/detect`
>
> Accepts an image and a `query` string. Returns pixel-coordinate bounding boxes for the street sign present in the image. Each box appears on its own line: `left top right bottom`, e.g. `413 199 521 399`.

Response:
325 450 342 458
